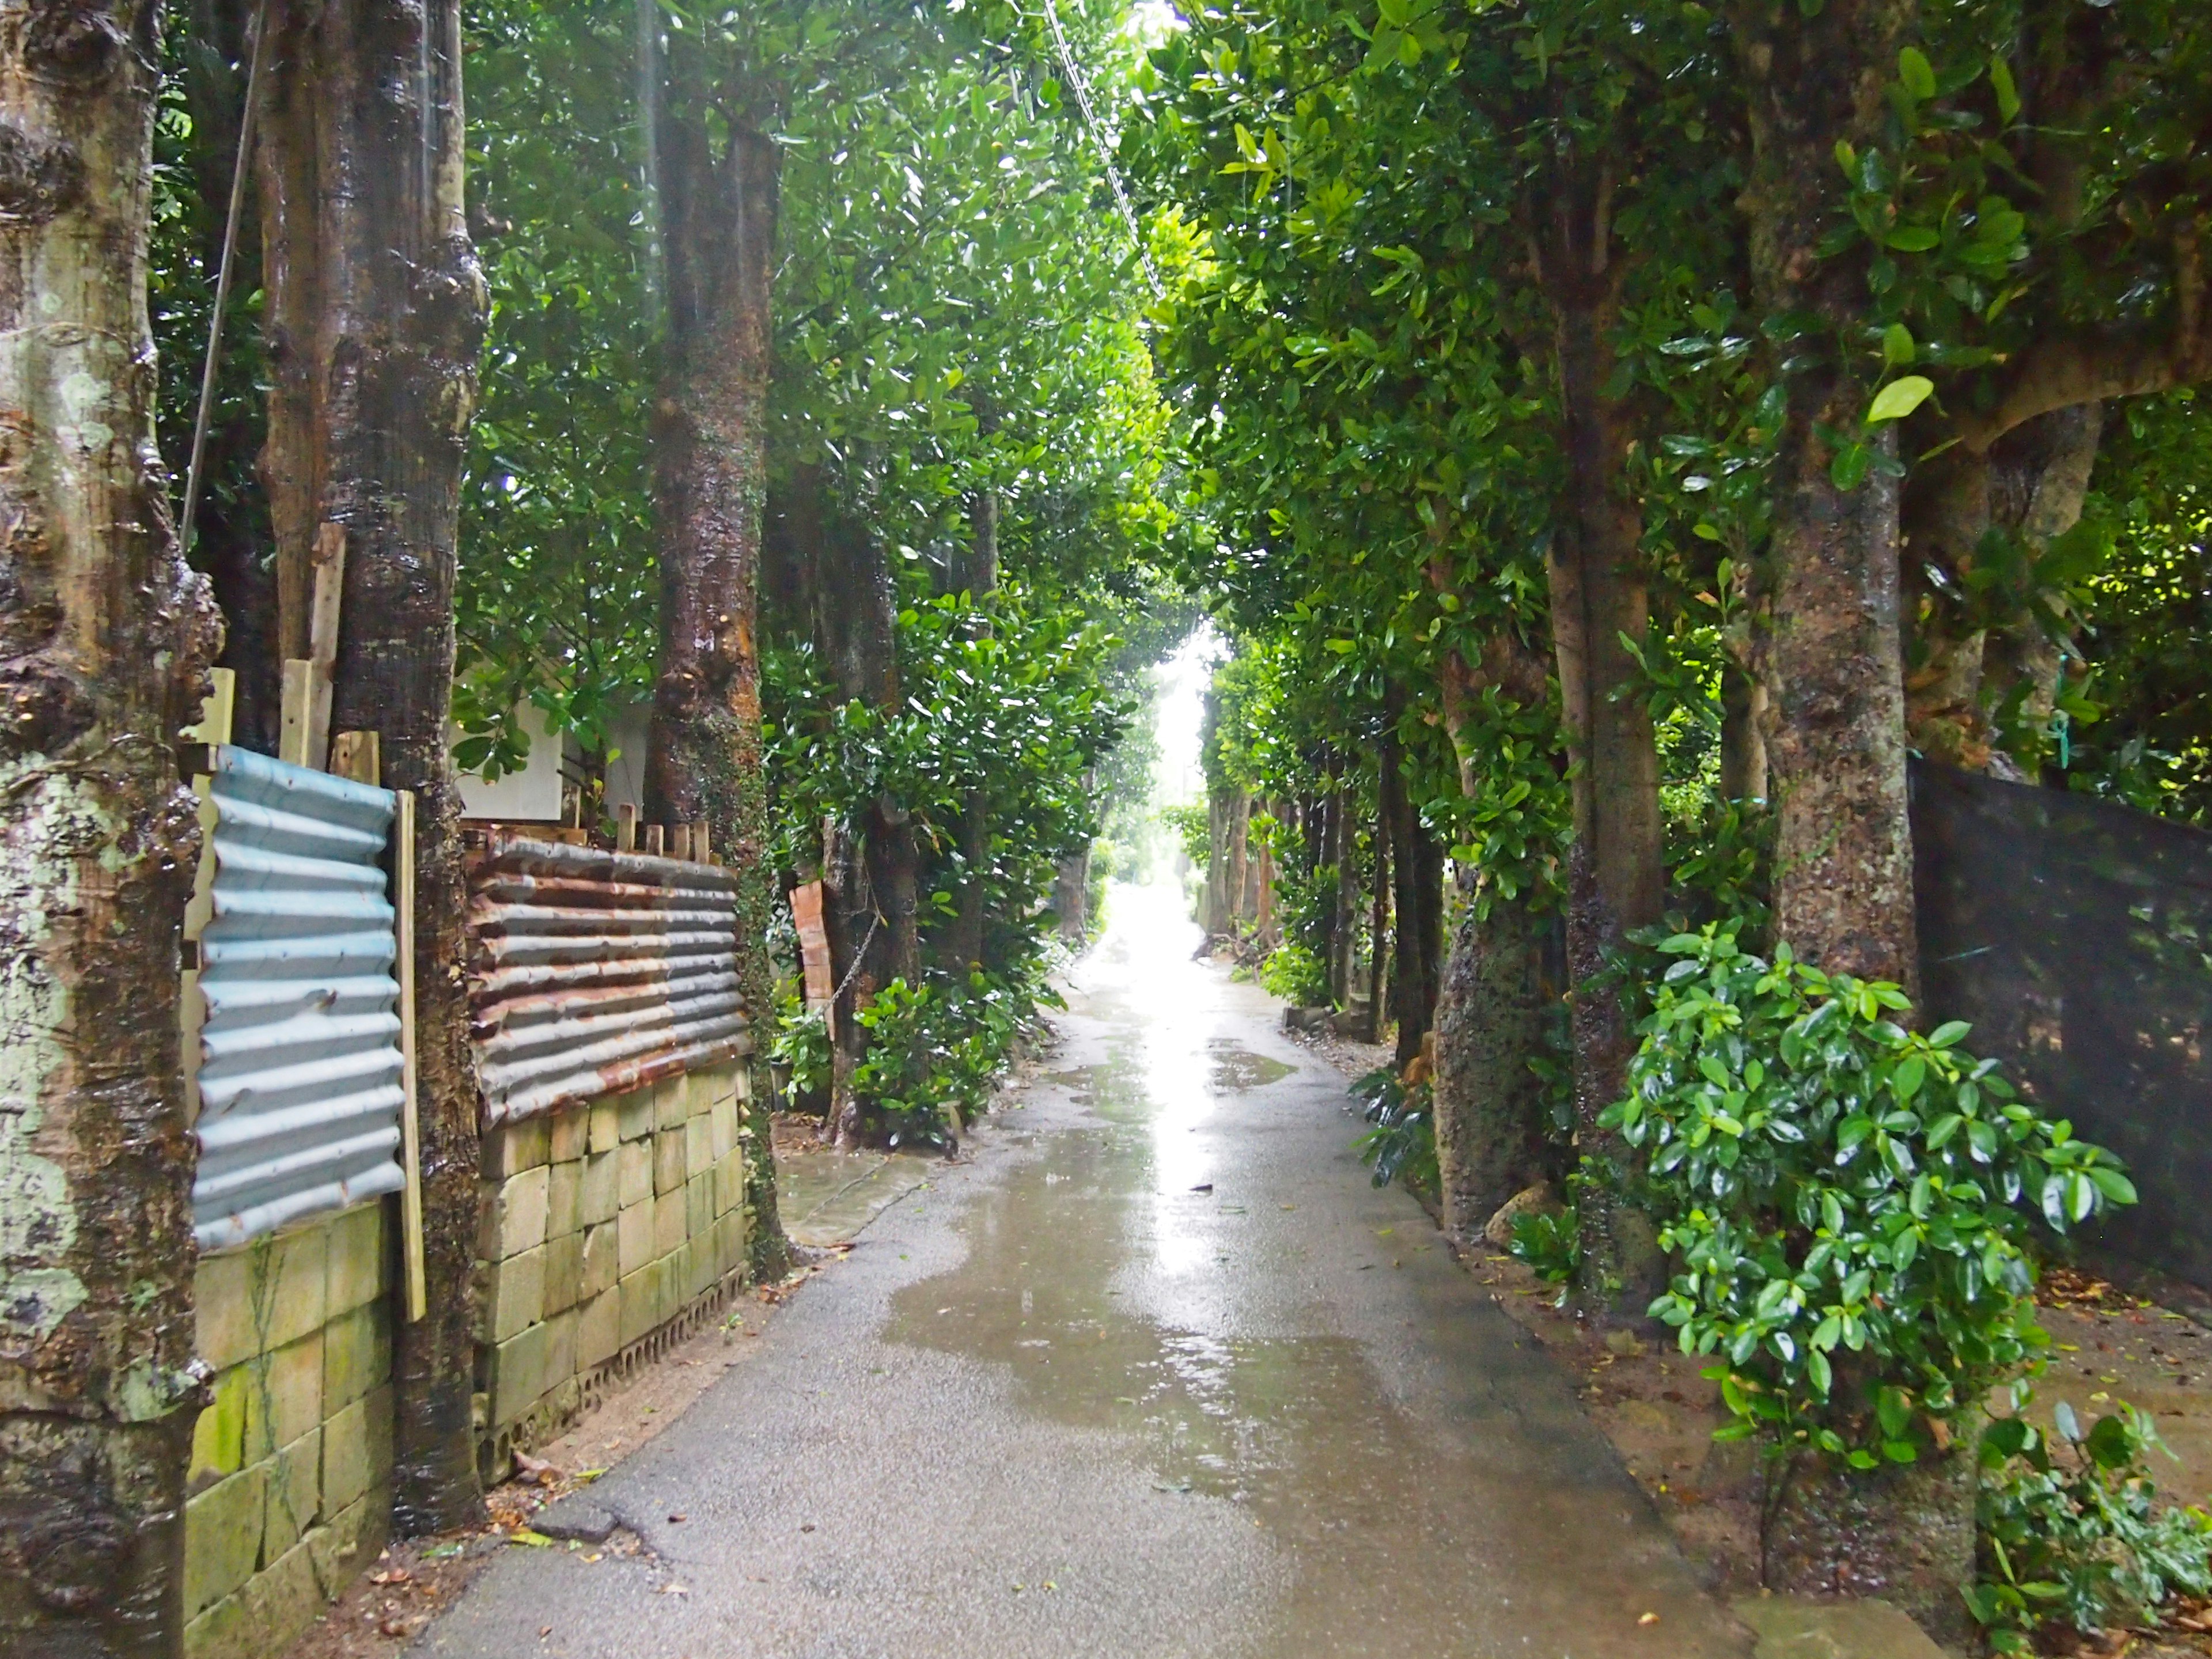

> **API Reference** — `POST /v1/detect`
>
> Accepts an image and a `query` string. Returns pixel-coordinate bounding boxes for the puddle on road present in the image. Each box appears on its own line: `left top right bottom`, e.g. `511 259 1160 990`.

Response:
1208 1040 1293 1091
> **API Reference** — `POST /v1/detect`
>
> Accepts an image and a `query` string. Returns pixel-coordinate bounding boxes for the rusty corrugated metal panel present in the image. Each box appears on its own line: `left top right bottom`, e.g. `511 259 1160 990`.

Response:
191 745 408 1249
465 831 751 1124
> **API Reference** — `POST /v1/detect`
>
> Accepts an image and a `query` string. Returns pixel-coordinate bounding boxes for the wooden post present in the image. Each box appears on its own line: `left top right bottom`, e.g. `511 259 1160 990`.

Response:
180 669 236 1123
690 820 710 865
616 802 637 852
645 823 664 857
395 789 427 1323
672 822 692 862
305 522 345 768
329 729 381 785
278 658 314 766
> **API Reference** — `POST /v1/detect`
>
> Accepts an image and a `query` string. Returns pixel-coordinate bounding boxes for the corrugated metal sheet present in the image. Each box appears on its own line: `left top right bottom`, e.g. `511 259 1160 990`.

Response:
190 746 407 1249
465 831 751 1125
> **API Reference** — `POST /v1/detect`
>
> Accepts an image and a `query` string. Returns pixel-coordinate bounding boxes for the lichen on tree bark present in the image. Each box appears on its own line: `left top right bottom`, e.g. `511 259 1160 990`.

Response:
0 2 221 1647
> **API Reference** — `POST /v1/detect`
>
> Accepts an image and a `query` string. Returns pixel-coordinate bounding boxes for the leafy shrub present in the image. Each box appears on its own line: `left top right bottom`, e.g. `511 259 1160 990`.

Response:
1160 800 1210 872
1971 1397 2212 1650
1508 1205 1582 1284
851 964 1061 1148
768 983 832 1108
1351 1066 1438 1195
1259 941 1330 1006
1604 923 2135 1465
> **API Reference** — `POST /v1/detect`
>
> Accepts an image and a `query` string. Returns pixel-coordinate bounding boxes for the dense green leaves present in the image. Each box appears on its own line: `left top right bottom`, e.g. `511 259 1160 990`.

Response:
1606 926 2134 1463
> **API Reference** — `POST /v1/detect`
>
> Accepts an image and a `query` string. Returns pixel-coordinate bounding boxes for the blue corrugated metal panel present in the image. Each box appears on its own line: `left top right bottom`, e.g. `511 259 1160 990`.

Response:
466 832 751 1125
191 746 407 1249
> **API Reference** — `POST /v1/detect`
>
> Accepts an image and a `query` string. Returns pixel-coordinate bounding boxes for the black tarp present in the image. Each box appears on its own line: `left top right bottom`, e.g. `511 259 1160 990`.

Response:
1913 761 2212 1291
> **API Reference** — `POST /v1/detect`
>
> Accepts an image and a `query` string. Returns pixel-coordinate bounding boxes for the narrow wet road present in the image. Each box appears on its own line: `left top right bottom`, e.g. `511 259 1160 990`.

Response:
421 883 1752 1658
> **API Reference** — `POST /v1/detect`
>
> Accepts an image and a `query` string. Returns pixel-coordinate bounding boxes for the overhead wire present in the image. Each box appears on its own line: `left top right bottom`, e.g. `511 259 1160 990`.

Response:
180 0 276 555
1041 0 1161 297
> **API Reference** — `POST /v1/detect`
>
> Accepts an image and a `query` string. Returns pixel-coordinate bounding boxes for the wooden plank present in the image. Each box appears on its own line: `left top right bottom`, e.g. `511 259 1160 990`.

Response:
278 658 313 766
305 522 346 770
672 822 692 862
616 802 637 852
645 823 664 857
180 669 235 1124
329 729 381 785
690 820 710 865
394 789 427 1323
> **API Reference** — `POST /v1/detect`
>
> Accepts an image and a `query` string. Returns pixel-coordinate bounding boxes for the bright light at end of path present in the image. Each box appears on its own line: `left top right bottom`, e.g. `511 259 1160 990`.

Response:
1075 880 1221 1277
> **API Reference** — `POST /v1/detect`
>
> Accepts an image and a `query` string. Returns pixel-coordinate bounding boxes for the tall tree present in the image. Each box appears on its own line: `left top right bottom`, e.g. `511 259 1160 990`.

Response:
0 2 219 1648
255 0 487 1533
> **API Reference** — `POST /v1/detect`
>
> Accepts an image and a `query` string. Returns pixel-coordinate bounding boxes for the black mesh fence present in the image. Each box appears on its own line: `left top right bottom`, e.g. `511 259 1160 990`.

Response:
1913 760 2212 1292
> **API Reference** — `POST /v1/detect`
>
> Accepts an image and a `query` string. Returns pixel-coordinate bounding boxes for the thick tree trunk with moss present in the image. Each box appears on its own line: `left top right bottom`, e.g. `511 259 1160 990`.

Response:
1535 171 1668 1308
1430 899 1552 1244
256 0 487 1534
1730 1 1976 1636
1732 0 1919 993
0 6 221 1647
639 40 789 1277
1430 635 1559 1244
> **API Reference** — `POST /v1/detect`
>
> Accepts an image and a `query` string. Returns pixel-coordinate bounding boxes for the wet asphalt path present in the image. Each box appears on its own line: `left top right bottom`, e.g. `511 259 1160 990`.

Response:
418 882 1752 1658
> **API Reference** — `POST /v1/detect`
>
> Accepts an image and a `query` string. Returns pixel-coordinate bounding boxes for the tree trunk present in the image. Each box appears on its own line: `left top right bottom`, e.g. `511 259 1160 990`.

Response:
1380 729 1442 1067
949 488 996 968
256 0 488 1535
1721 660 1769 805
1730 0 1974 1630
1331 789 1358 1005
1225 792 1251 931
1201 784 1234 940
1431 899 1553 1244
1366 790 1391 1044
1536 166 1668 1310
0 9 221 1649
1055 849 1089 943
1903 405 2104 777
1732 0 1918 993
638 36 789 1277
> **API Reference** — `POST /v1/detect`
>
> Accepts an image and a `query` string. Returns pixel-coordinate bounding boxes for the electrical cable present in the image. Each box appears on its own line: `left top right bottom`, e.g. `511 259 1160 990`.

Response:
180 0 276 554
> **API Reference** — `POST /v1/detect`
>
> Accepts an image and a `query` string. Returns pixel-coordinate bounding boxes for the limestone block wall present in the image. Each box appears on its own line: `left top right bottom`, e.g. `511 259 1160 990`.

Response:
475 1062 749 1476
183 1201 395 1659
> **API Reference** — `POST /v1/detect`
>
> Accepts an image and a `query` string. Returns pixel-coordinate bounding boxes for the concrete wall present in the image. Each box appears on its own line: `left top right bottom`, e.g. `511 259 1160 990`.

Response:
183 1202 395 1659
475 1063 750 1478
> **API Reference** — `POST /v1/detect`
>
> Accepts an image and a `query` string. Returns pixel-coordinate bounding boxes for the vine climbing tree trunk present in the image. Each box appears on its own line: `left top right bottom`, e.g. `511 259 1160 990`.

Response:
638 32 789 1274
1535 162 1668 1311
256 0 487 1535
0 7 221 1649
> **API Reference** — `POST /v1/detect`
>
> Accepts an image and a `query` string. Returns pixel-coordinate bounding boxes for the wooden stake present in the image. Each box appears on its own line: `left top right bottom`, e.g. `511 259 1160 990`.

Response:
329 729 381 785
179 668 234 1124
395 789 427 1323
616 802 637 852
305 522 346 770
645 823 664 857
672 821 692 862
278 658 313 766
690 820 710 864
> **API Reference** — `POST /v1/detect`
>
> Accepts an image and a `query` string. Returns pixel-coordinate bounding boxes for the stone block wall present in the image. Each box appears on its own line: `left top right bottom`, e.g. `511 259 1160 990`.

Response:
183 1201 395 1659
475 1063 750 1477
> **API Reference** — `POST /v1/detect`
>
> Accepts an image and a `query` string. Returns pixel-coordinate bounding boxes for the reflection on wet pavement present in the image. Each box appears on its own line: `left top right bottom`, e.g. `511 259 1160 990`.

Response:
891 882 1751 1657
